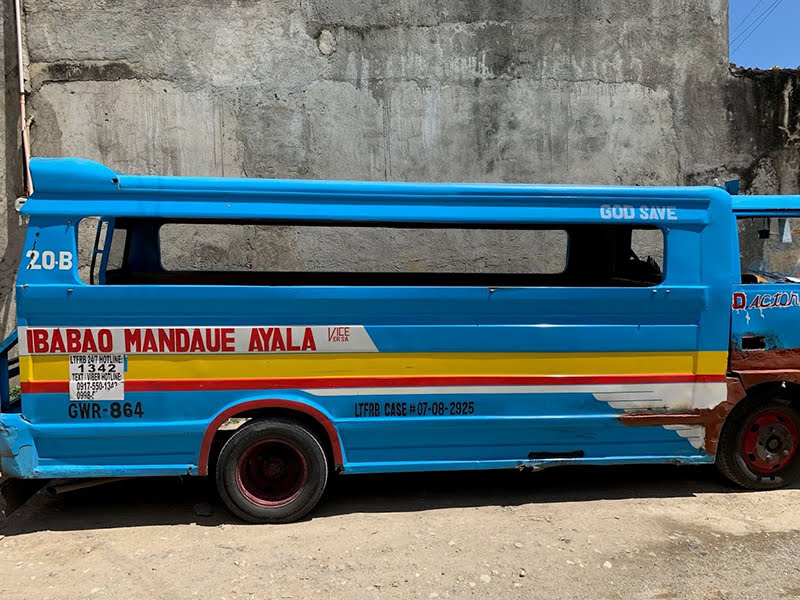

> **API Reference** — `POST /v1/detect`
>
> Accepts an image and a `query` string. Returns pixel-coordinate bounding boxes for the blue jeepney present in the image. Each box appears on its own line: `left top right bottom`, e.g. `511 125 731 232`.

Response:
1 157 799 522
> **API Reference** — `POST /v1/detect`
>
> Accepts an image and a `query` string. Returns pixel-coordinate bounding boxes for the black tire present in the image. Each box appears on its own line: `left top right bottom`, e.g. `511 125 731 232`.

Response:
215 418 329 523
716 394 800 490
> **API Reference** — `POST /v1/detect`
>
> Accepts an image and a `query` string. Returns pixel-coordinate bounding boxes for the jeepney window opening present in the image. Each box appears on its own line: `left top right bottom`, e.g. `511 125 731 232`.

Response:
78 217 127 285
738 216 800 284
631 228 663 276
82 218 663 288
106 227 127 271
158 221 569 275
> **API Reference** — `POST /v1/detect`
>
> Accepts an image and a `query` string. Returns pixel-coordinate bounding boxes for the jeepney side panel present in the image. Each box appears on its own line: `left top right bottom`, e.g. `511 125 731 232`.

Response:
9 187 736 479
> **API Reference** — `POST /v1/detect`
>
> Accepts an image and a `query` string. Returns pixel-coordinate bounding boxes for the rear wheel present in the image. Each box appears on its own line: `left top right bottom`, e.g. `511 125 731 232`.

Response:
216 418 329 523
717 394 800 490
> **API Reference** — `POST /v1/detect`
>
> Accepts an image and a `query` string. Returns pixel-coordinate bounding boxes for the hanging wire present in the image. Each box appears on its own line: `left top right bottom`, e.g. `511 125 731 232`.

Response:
731 0 785 55
731 0 782 44
731 0 766 38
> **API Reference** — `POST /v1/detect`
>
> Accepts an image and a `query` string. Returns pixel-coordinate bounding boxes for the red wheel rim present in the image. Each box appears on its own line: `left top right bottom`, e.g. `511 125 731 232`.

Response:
741 409 799 473
235 440 308 507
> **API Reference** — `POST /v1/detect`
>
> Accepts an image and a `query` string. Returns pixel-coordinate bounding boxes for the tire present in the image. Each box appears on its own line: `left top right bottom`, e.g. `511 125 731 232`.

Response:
716 394 800 490
215 418 329 523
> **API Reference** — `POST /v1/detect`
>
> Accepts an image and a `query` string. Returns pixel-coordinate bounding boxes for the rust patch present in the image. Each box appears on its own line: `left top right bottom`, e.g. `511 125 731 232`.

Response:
618 376 747 456
617 413 704 427
731 346 800 373
735 369 800 388
705 377 747 455
729 346 800 387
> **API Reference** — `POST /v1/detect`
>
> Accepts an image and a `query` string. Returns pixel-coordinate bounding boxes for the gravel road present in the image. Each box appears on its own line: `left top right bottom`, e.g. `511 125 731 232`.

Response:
1 465 799 600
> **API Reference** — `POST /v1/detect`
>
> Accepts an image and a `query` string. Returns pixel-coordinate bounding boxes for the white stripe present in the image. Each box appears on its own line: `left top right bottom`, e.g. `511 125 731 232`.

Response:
305 382 726 409
663 424 705 450
18 325 378 355
593 382 726 411
305 384 663 396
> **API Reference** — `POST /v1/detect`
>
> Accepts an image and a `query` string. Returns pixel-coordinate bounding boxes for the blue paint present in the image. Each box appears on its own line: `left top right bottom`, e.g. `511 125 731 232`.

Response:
733 196 800 213
731 286 800 351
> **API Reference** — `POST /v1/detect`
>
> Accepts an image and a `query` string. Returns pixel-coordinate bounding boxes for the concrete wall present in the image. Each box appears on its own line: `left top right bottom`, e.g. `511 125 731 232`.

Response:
723 67 800 195
24 0 729 184
1 0 798 334
0 1 24 336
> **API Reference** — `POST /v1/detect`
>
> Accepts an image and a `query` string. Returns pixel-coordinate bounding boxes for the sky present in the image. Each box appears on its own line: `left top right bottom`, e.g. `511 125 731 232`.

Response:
729 0 800 68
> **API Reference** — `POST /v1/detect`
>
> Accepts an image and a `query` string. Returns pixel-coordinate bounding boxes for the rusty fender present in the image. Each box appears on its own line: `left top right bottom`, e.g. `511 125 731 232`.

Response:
617 377 747 456
730 346 800 388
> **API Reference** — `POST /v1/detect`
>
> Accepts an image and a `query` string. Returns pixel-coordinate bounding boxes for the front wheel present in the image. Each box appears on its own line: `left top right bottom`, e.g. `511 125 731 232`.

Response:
716 395 800 490
216 418 329 523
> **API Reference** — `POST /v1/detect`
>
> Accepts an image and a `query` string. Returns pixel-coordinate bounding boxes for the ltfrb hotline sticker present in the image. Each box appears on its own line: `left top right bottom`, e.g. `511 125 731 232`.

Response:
68 354 125 401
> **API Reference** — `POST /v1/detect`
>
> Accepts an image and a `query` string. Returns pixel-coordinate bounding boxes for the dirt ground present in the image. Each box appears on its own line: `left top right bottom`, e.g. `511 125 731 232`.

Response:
1 464 799 600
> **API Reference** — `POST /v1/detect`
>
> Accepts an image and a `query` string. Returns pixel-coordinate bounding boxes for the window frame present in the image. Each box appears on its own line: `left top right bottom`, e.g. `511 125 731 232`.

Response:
86 217 667 289
736 214 800 285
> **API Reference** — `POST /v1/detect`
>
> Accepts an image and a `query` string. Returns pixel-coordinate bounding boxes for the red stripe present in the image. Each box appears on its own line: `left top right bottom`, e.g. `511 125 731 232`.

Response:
21 381 65 393
22 373 725 394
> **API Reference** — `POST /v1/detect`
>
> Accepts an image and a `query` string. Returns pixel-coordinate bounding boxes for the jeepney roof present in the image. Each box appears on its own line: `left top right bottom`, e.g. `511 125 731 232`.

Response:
23 157 732 223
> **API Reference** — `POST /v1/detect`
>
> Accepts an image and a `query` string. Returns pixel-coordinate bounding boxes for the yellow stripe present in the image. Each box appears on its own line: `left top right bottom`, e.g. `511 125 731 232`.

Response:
20 351 728 382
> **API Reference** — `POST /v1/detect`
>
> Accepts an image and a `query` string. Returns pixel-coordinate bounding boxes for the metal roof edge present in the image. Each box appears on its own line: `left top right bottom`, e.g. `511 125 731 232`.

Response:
29 157 121 196
732 195 800 212
28 157 733 201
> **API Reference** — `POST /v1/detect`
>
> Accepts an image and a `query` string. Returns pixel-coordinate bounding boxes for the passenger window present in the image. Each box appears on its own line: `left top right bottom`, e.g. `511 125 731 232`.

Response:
77 217 101 283
106 227 127 271
78 218 126 284
158 223 569 276
738 217 800 284
623 229 664 285
87 219 664 288
631 229 663 272
563 225 663 287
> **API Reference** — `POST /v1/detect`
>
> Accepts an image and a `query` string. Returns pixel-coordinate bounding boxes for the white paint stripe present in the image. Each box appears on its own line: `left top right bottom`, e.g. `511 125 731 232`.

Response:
18 325 378 355
594 382 726 411
305 382 726 409
663 424 705 450
17 327 27 355
593 395 659 401
305 384 665 396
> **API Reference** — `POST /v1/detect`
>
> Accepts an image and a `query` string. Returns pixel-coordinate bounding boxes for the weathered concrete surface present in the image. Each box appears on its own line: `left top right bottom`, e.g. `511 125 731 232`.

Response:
723 68 800 279
0 1 24 337
24 0 727 184
725 67 800 194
